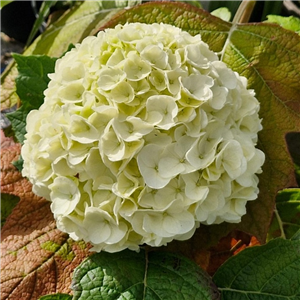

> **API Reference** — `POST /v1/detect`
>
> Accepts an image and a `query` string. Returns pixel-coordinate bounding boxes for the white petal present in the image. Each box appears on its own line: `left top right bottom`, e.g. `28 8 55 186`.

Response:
140 44 168 69
180 74 214 102
137 144 171 189
49 176 80 216
146 95 178 130
97 67 126 91
123 53 151 81
182 172 209 201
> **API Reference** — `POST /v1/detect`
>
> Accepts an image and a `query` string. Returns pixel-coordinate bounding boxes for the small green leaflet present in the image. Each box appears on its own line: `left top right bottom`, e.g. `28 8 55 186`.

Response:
7 54 57 143
12 155 24 172
72 249 220 300
211 7 231 22
0 193 20 226
266 15 300 34
213 237 300 300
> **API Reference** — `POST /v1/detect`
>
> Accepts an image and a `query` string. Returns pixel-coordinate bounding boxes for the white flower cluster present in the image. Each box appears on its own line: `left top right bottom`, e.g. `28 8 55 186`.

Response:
22 23 264 252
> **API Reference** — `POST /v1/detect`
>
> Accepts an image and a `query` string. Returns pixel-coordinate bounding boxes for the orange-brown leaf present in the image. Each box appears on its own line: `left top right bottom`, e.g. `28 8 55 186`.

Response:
1 140 92 300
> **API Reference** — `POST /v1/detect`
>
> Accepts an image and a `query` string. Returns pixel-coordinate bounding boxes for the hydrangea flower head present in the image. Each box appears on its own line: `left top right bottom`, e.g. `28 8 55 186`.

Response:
22 23 265 252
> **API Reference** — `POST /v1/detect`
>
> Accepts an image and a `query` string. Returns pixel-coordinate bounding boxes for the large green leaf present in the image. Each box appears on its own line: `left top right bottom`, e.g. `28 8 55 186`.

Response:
72 249 220 300
100 0 300 244
213 237 300 299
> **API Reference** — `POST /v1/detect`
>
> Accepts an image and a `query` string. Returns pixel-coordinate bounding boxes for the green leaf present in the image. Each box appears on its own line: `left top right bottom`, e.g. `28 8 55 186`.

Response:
0 0 13 9
0 193 20 226
12 155 24 172
266 15 300 34
6 54 56 143
6 106 29 144
211 7 231 22
268 188 300 240
213 238 300 299
39 294 72 300
72 249 220 300
25 1 122 58
11 54 57 106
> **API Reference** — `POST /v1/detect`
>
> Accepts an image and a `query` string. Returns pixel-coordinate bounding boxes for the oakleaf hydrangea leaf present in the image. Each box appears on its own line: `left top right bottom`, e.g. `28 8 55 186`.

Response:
222 22 300 241
0 194 92 300
213 237 300 299
268 188 300 240
1 141 92 300
101 0 300 244
72 249 220 300
6 54 56 143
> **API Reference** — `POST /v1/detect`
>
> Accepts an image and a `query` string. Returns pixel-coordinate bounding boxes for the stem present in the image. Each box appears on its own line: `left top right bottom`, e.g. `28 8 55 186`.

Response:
143 247 149 297
232 0 256 24
274 208 286 239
